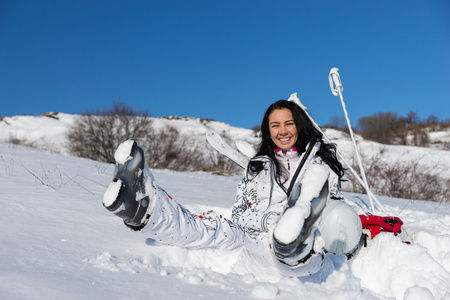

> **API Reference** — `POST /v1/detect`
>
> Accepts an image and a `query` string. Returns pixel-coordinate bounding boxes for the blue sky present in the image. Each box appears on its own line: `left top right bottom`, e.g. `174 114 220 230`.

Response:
1 0 449 129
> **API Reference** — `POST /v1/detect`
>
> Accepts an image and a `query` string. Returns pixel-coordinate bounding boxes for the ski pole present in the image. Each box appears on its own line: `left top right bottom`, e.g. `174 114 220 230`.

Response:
288 93 384 212
329 68 378 214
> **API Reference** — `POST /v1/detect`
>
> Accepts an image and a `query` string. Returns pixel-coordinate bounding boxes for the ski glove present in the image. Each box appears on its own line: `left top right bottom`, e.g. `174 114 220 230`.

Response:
359 215 403 239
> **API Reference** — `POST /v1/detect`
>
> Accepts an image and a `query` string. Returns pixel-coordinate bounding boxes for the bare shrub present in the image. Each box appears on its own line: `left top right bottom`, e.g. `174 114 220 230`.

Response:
67 101 153 163
142 126 208 171
356 111 425 145
146 128 243 173
342 149 449 203
357 110 450 148
9 137 38 148
406 124 429 147
66 101 244 174
357 112 404 144
404 111 421 126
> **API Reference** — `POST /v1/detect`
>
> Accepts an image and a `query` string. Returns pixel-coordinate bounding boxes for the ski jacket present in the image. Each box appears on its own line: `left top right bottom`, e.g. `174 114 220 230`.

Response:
231 141 344 233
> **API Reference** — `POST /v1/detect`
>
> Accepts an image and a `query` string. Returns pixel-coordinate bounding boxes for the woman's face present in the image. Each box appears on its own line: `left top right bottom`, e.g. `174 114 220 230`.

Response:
268 108 298 155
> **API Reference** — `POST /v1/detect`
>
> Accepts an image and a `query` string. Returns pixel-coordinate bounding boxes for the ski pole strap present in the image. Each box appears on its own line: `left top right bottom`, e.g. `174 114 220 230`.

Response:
329 68 343 96
359 215 404 239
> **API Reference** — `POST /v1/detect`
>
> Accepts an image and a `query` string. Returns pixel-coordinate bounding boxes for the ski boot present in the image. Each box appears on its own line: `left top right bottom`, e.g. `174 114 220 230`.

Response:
103 140 155 231
272 181 329 266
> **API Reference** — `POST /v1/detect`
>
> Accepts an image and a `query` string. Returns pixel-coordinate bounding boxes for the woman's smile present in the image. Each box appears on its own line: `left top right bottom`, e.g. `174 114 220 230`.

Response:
269 108 298 154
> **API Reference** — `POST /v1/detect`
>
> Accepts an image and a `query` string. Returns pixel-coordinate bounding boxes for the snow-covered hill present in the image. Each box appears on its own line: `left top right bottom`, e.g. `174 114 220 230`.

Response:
0 141 449 299
0 113 260 156
2 112 450 184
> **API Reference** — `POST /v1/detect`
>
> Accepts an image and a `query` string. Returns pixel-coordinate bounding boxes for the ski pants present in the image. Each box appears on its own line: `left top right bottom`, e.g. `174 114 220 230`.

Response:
141 187 268 253
140 187 325 277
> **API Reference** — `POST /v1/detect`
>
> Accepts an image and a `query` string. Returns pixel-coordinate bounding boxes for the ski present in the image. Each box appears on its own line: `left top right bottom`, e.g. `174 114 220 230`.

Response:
206 130 249 169
235 139 257 159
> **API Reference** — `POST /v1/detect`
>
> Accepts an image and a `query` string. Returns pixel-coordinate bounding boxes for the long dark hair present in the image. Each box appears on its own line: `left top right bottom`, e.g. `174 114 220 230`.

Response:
249 100 344 183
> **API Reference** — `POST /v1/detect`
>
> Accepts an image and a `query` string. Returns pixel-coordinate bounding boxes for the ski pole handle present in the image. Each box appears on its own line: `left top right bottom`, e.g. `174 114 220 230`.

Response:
288 92 307 110
329 68 343 96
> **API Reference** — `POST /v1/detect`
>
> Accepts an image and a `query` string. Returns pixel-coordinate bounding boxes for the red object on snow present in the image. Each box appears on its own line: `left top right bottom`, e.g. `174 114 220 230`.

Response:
359 215 403 239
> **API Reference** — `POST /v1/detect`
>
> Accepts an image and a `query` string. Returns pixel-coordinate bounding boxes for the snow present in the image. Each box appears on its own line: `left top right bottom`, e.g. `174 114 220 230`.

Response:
1 141 450 300
103 179 122 208
428 128 450 149
0 113 75 154
1 113 450 299
113 139 135 164
151 116 258 142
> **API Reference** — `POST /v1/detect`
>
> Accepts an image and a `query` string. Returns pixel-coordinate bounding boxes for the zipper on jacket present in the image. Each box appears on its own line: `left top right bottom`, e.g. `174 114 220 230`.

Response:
286 139 319 196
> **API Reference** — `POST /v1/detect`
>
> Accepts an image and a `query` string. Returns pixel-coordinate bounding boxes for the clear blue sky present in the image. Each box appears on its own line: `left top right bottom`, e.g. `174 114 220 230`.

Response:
1 0 449 129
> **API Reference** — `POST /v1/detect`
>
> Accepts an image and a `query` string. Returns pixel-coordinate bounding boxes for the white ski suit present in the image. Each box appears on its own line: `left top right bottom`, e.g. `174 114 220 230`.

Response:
141 141 346 276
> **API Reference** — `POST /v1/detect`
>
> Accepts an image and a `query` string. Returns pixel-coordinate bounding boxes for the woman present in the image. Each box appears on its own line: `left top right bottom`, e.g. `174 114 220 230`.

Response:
103 100 363 276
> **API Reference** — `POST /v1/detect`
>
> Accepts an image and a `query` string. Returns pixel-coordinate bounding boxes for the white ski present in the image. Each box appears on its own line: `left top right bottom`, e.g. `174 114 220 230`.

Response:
206 130 249 169
235 139 257 158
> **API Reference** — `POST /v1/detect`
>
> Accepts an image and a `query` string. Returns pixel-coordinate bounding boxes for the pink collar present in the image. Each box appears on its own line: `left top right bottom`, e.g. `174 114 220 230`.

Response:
274 147 297 153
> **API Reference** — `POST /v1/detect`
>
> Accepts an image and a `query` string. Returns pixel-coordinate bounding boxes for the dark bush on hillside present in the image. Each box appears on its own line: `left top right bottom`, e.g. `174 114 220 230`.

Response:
342 149 449 203
356 110 450 147
67 101 153 163
142 126 206 172
357 112 404 144
66 101 243 174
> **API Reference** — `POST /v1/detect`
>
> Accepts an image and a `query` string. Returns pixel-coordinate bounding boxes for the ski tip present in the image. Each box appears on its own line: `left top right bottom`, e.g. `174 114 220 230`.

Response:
205 130 216 138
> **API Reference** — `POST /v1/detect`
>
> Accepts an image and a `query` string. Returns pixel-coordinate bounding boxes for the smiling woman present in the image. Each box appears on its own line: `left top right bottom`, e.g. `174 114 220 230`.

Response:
102 99 378 277
269 108 298 155
252 100 345 186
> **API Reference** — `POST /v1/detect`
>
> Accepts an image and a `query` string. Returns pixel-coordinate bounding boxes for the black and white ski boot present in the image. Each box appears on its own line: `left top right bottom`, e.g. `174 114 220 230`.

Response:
272 181 329 266
103 140 155 231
